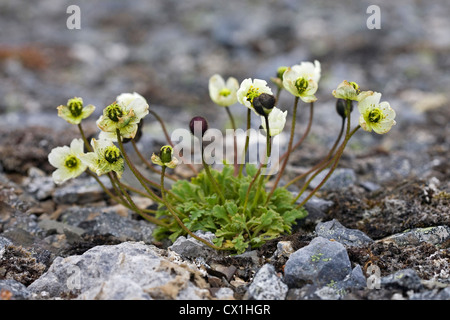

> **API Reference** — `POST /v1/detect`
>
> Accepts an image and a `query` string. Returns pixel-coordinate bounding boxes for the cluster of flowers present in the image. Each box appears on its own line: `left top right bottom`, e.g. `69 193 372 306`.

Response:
48 59 396 251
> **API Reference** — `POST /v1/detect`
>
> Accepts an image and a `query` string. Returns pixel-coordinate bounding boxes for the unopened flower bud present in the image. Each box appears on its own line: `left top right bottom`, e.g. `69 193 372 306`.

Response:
189 116 209 137
336 98 353 118
160 145 173 164
276 66 288 80
252 93 276 116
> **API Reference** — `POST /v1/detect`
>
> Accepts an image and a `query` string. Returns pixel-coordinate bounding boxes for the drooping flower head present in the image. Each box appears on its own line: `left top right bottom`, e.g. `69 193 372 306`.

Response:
57 97 95 125
252 93 276 117
260 107 287 137
332 80 373 102
80 138 124 178
97 92 149 141
209 74 239 107
151 145 178 169
358 92 396 134
237 78 273 115
283 60 321 103
48 138 87 184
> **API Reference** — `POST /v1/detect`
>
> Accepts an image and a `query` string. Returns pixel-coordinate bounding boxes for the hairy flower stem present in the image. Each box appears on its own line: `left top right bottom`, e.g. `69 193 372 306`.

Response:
77 123 93 152
283 116 345 189
225 106 239 176
201 145 226 204
265 96 299 205
131 140 178 182
294 125 360 209
160 166 225 251
242 135 271 215
149 109 198 176
86 170 127 206
238 108 251 177
116 129 163 204
112 173 167 227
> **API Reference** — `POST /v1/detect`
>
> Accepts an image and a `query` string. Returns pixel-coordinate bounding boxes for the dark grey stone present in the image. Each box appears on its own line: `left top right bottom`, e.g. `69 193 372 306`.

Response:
315 219 373 247
284 237 352 287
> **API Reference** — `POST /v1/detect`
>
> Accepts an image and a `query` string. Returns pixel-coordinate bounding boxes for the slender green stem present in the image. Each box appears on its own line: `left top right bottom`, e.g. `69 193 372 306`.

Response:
275 86 282 103
225 106 239 176
201 146 225 204
78 123 93 152
266 101 314 178
283 116 345 189
112 172 167 227
242 134 271 215
160 166 226 251
116 129 162 204
295 125 360 209
263 115 272 158
238 108 251 177
265 96 299 205
86 170 126 205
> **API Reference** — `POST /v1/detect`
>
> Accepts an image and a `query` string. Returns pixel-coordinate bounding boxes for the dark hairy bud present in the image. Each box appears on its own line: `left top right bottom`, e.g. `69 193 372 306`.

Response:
253 93 276 116
336 99 353 119
189 116 209 137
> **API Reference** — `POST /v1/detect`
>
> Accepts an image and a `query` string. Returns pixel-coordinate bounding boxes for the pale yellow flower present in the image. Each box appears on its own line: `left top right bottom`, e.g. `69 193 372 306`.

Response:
97 92 149 141
57 97 95 125
80 138 125 178
282 60 321 102
237 78 273 115
332 80 373 102
209 74 239 107
260 107 287 136
48 138 87 184
358 92 396 134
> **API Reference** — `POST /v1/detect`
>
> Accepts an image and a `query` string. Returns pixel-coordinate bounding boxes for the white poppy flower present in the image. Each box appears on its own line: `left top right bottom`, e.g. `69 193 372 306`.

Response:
282 60 321 102
332 80 373 102
96 92 149 141
80 138 124 178
260 107 287 136
209 74 239 107
358 92 396 134
57 97 95 125
237 78 273 115
48 138 87 184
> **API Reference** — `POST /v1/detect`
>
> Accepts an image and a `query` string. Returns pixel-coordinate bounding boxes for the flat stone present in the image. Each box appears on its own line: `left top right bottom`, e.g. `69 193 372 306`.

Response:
315 219 373 247
379 225 450 247
27 241 211 300
284 237 352 287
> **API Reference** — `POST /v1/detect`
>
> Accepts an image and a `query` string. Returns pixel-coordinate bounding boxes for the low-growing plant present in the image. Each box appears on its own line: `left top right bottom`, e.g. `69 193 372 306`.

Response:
48 61 396 254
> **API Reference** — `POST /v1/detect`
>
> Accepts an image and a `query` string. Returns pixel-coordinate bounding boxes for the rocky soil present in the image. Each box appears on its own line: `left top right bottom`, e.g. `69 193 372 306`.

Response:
0 0 449 301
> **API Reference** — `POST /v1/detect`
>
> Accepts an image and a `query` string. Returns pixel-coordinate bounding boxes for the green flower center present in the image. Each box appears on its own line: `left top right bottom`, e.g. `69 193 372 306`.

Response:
219 88 231 97
67 99 83 117
64 155 79 169
295 77 308 94
106 103 124 122
160 145 173 163
246 86 261 103
104 146 121 163
368 107 384 123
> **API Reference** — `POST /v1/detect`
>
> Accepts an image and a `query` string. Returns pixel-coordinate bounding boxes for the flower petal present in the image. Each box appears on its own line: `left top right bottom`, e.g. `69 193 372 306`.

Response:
48 146 70 168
